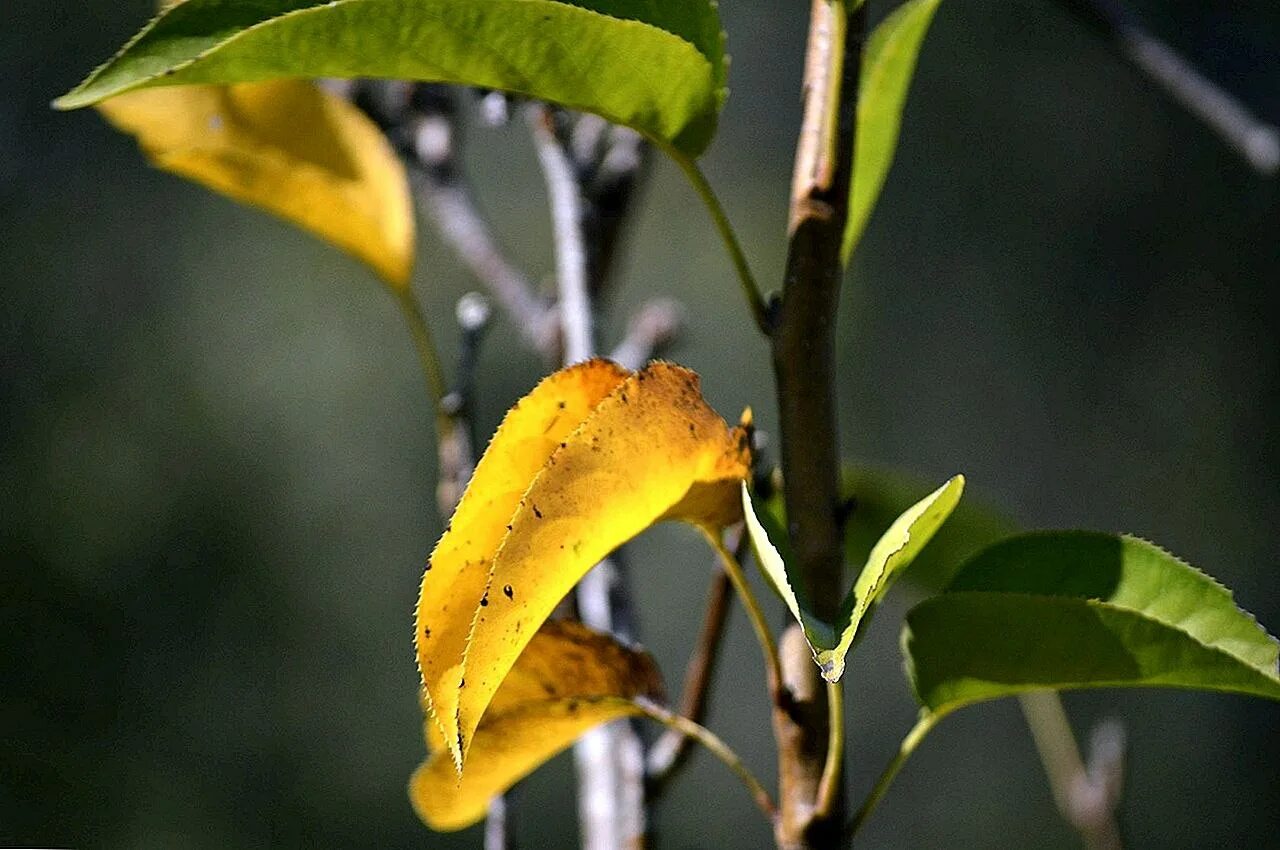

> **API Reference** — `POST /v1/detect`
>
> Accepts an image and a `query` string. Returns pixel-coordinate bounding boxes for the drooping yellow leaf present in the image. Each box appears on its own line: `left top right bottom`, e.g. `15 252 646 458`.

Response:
415 358 629 764
96 80 415 287
416 360 751 768
410 619 663 831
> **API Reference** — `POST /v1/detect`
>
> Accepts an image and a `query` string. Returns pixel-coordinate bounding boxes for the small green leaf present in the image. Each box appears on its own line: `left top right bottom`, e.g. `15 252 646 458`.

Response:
841 466 1013 593
904 532 1280 717
55 0 727 157
843 0 943 262
743 474 963 682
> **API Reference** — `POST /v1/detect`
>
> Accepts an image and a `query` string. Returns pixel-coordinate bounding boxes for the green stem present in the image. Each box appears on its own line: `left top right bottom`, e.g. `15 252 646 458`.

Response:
668 150 771 335
626 696 777 823
848 711 942 839
814 679 845 818
707 529 782 691
392 285 452 436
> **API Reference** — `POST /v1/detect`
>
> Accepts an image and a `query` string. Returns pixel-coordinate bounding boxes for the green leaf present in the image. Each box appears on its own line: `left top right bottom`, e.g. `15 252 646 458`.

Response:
743 474 963 682
843 0 943 262
904 532 1280 717
841 466 1014 593
55 0 727 158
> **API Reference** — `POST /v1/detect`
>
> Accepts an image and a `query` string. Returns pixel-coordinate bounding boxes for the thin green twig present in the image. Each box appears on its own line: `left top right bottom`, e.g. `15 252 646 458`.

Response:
668 150 771 335
623 696 778 823
707 529 782 692
815 678 845 819
848 711 942 839
392 285 452 437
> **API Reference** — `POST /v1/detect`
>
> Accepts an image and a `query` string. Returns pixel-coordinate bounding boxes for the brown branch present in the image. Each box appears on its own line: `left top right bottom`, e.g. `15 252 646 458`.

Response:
645 527 743 789
768 0 866 847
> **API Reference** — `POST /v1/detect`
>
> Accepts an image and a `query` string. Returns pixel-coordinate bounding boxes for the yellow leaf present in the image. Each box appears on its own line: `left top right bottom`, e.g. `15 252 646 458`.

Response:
96 80 415 288
415 360 750 768
409 619 663 831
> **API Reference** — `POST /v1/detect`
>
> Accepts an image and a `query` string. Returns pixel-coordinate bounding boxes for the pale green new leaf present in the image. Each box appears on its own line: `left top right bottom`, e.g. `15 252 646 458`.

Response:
843 0 943 262
841 465 1013 593
904 532 1280 718
743 474 963 682
55 0 727 158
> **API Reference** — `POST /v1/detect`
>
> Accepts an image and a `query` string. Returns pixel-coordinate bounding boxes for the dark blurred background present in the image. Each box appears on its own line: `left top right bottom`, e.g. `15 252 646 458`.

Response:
3 0 1278 847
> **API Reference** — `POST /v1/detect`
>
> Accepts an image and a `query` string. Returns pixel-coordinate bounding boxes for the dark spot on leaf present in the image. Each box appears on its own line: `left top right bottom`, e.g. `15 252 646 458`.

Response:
533 505 543 519
558 401 566 409
480 596 489 607
506 524 512 531
567 700 579 713
503 585 514 599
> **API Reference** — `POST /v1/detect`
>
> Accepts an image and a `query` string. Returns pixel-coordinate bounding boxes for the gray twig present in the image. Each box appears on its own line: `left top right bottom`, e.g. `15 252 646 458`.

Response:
1020 691 1127 850
529 105 596 364
531 102 649 850
1058 0 1279 175
351 82 560 357
609 298 684 371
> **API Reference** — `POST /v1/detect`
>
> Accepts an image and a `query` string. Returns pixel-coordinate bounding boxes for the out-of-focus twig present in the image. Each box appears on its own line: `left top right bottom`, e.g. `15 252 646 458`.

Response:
529 105 595 364
530 101 648 850
1020 691 1127 850
609 298 684 371
1058 0 1279 175
352 82 561 357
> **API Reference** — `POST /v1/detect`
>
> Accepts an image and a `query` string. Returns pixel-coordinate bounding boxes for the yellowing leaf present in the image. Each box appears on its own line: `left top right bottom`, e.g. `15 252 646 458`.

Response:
744 475 963 682
96 80 415 287
410 619 663 831
415 359 629 765
416 360 751 768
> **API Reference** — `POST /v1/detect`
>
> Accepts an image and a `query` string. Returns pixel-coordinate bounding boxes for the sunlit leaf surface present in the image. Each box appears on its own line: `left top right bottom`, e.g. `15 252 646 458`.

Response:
57 0 727 157
417 360 750 768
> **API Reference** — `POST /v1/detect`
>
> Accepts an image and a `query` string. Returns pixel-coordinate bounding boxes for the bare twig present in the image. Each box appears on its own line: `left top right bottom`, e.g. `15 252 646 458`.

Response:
1058 0 1279 175
582 126 651 296
351 82 560 357
609 298 684 371
1020 691 1126 850
530 105 595 364
531 102 649 850
435 292 489 514
484 793 516 850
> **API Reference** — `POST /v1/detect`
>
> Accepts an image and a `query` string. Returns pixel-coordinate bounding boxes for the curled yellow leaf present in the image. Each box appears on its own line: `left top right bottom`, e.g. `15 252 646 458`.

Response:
96 80 415 287
410 619 663 831
415 360 750 768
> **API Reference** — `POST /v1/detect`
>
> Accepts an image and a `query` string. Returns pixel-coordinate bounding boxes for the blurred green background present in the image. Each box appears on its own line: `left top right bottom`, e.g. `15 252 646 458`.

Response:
3 0 1278 847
